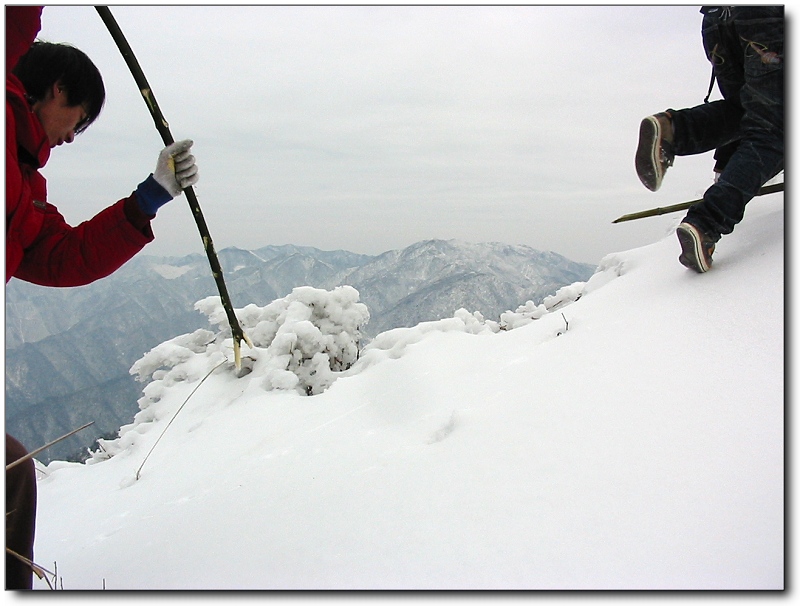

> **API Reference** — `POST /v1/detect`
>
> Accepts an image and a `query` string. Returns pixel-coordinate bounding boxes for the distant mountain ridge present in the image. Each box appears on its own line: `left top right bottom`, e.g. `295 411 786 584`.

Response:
5 239 595 461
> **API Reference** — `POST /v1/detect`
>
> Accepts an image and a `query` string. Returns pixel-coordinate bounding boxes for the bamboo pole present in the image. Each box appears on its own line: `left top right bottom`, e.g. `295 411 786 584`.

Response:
95 6 251 368
612 182 784 224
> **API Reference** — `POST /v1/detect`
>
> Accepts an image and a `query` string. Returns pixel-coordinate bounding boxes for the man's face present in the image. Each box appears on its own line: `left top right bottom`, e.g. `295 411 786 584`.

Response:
33 83 89 148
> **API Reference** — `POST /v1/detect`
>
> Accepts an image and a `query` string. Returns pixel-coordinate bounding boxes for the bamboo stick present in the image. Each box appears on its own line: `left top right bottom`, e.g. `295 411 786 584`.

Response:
95 6 251 368
613 182 784 224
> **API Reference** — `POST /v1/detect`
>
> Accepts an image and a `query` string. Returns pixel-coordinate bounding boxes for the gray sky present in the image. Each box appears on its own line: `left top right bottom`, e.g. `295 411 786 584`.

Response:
35 4 734 265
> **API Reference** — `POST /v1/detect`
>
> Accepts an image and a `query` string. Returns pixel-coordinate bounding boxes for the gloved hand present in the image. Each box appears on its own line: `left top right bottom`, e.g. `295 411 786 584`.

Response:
153 139 199 196
135 139 200 216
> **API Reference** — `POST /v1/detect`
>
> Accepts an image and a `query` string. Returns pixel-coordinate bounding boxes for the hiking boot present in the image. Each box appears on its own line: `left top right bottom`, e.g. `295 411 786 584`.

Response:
676 221 716 273
636 112 674 192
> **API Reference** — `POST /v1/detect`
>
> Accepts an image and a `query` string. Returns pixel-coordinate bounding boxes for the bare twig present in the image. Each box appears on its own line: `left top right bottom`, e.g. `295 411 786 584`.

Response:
135 360 226 480
6 548 56 589
6 422 94 471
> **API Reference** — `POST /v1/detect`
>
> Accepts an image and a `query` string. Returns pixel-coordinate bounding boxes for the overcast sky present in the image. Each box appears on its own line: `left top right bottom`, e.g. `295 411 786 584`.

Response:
33 4 760 265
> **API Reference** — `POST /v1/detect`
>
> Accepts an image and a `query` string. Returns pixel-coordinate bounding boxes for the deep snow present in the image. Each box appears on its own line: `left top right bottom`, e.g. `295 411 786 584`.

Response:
28 194 783 591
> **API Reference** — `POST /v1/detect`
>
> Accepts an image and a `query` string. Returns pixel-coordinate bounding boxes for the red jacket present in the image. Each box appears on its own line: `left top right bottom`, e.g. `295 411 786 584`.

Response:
6 6 154 286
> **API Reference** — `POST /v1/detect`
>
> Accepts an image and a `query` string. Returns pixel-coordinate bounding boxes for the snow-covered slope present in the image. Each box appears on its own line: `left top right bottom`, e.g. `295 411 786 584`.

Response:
32 195 784 590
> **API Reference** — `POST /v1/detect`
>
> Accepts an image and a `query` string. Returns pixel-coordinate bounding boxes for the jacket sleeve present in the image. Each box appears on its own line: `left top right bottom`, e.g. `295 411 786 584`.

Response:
13 195 155 287
6 6 42 74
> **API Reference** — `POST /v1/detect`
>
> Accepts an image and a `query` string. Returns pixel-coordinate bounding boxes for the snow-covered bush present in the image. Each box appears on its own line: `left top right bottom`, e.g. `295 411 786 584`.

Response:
131 286 368 399
498 282 587 330
499 300 547 331
236 285 370 395
543 281 586 311
130 329 217 384
184 286 368 396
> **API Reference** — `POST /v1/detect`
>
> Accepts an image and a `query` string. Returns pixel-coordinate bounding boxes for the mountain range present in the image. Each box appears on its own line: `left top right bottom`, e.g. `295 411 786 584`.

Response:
5 239 595 462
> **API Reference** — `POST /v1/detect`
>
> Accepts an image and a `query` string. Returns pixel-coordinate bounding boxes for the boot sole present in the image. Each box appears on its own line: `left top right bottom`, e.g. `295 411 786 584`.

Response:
677 224 712 273
635 117 664 192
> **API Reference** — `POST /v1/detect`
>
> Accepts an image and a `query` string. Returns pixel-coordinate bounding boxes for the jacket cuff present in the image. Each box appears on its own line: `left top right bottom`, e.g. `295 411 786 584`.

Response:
135 174 173 216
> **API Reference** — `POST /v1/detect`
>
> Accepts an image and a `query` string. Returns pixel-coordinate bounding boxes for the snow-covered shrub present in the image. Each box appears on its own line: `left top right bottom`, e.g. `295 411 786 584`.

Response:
454 308 500 334
498 281 587 330
130 329 216 383
499 300 547 330
543 281 586 311
235 285 370 395
132 286 368 399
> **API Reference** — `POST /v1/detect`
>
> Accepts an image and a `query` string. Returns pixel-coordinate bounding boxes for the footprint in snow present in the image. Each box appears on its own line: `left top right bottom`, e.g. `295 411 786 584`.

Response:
427 410 457 444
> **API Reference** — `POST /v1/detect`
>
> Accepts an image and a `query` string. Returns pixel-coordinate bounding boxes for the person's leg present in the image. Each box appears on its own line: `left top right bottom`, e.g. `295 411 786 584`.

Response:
635 97 744 192
668 100 743 157
6 434 37 590
635 6 754 192
683 7 784 240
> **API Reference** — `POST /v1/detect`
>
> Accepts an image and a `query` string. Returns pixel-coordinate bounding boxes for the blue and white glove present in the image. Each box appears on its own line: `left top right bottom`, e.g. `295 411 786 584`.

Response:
135 139 199 216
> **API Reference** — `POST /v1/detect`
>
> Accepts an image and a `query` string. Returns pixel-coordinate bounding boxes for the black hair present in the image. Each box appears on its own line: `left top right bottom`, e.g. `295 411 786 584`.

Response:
12 41 105 135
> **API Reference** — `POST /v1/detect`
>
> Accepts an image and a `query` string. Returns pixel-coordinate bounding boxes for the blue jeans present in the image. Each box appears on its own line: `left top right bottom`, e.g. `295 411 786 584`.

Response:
669 6 784 239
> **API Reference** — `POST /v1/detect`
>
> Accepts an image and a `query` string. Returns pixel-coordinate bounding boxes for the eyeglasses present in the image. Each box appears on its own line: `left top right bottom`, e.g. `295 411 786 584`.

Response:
58 86 93 135
74 112 92 135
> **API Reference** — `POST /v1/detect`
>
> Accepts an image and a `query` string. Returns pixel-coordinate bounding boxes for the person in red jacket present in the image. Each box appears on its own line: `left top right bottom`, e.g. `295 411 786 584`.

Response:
5 6 199 588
